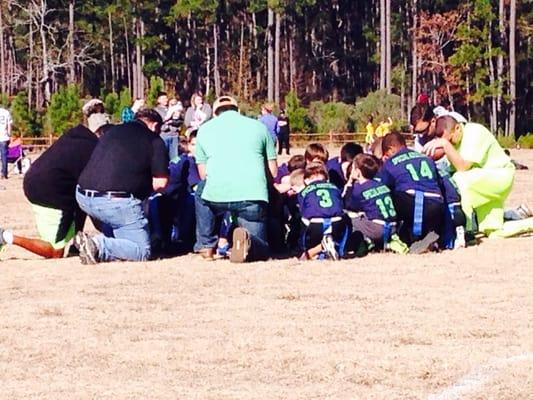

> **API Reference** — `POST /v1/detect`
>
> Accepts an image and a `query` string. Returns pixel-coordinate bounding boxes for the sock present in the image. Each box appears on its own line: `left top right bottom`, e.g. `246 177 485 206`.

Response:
3 230 14 244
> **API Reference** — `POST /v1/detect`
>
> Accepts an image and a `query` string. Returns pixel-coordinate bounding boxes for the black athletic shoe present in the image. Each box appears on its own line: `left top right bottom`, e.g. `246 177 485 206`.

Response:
74 232 99 265
408 231 439 254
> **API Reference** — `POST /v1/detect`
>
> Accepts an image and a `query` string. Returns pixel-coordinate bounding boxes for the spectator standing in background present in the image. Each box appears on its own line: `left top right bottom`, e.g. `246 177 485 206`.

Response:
277 109 290 155
184 92 212 135
258 103 279 145
0 104 12 179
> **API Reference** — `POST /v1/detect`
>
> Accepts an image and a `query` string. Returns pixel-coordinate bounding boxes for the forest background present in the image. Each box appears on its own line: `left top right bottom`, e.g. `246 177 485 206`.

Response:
0 0 531 143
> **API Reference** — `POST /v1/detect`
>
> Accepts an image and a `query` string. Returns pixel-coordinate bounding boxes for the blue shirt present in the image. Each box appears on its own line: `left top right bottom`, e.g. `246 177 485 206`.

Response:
344 179 397 222
274 162 289 184
326 157 345 189
379 147 443 199
298 180 344 219
258 113 279 142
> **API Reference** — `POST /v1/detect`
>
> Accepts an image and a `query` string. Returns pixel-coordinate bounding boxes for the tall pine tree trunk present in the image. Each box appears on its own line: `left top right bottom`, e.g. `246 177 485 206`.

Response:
213 23 221 96
28 22 33 108
379 0 386 90
0 4 5 95
68 1 75 83
124 17 132 95
411 0 417 108
385 0 392 93
108 9 116 92
497 0 505 131
508 0 516 136
267 8 274 102
274 11 281 106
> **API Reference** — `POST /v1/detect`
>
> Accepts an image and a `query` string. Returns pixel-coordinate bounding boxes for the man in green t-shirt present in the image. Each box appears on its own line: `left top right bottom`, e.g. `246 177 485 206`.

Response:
424 116 533 238
194 96 278 262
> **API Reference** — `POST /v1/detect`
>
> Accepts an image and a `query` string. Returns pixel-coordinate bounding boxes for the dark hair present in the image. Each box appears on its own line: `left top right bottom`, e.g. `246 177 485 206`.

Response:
188 129 198 141
434 115 458 138
304 143 329 163
304 161 328 180
354 153 380 179
340 142 363 163
287 155 306 172
382 132 406 154
410 103 434 127
135 108 163 126
96 123 113 137
86 103 105 117
214 104 238 115
157 91 168 98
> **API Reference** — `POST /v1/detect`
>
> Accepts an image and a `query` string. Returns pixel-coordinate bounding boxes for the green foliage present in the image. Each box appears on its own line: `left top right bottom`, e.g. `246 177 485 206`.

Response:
10 91 42 136
496 134 516 149
449 0 502 105
284 90 312 133
517 134 533 149
307 101 356 133
354 90 403 131
44 84 83 136
119 87 132 111
104 92 120 121
0 93 10 108
146 76 165 107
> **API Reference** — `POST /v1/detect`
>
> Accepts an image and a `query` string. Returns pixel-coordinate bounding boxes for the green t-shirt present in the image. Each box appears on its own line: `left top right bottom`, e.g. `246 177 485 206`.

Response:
195 110 277 202
456 123 513 169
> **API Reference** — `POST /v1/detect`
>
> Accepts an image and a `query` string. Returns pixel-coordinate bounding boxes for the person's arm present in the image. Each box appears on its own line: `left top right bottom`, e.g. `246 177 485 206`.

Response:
152 177 168 191
423 138 473 172
184 107 193 127
267 159 278 181
197 163 207 180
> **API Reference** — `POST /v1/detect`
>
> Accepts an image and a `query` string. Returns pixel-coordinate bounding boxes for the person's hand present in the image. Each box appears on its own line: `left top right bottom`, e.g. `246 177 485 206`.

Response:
422 138 448 160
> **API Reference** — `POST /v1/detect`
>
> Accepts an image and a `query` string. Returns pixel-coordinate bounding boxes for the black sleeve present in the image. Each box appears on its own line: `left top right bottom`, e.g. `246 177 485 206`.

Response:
151 136 169 177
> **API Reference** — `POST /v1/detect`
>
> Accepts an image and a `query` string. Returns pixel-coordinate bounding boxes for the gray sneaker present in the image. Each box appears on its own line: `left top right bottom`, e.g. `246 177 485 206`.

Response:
409 231 439 254
321 234 339 261
73 232 99 265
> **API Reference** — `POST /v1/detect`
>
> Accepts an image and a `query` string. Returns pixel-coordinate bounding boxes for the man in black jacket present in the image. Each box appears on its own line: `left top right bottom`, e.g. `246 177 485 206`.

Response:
0 113 109 258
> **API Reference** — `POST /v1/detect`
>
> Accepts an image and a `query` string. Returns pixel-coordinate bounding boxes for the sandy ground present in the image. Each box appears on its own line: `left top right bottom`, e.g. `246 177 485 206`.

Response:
0 149 532 399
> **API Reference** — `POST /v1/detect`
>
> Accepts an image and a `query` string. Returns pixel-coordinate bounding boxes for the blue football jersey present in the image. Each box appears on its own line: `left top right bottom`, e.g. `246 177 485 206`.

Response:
344 179 397 222
379 147 443 198
298 180 345 219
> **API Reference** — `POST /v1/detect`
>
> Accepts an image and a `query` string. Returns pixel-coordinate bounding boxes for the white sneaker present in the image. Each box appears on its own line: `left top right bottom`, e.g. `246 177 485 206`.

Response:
321 235 339 261
454 226 466 249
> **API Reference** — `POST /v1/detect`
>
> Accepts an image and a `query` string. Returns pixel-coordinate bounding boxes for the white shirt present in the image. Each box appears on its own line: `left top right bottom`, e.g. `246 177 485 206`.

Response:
0 107 12 142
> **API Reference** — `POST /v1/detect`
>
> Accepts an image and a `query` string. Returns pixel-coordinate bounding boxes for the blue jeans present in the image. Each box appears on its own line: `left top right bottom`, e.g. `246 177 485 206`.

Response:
194 195 269 262
76 191 151 262
160 133 179 160
0 140 8 178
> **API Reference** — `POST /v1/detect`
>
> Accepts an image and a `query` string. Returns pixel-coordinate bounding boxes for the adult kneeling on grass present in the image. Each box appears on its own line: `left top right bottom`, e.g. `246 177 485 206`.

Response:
194 96 278 262
423 115 533 238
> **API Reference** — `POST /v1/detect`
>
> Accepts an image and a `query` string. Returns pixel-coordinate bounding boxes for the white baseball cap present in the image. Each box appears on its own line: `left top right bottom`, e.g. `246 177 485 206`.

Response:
433 106 467 123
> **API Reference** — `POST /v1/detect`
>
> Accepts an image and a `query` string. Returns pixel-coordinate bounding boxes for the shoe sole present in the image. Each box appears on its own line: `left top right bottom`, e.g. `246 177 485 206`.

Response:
74 232 98 265
409 231 439 254
230 228 250 263
322 236 339 261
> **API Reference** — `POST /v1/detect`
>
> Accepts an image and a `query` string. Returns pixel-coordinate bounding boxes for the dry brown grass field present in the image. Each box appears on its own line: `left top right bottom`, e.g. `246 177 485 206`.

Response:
0 148 532 399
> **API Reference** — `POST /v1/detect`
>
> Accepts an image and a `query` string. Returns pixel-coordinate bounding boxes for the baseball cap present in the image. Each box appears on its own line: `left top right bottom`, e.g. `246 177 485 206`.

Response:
213 96 238 115
417 93 429 104
433 106 467 123
82 98 104 116
87 113 110 133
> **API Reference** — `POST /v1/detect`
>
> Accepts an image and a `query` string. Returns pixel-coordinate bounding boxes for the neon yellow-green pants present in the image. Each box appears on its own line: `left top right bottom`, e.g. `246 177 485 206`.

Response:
32 204 76 249
453 166 515 234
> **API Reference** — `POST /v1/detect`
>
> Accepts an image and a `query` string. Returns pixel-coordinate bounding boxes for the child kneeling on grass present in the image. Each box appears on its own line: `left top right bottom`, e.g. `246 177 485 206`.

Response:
296 161 349 261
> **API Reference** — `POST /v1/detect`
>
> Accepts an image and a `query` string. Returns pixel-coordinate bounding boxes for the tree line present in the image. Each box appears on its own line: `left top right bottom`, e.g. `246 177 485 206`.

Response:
0 0 530 136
